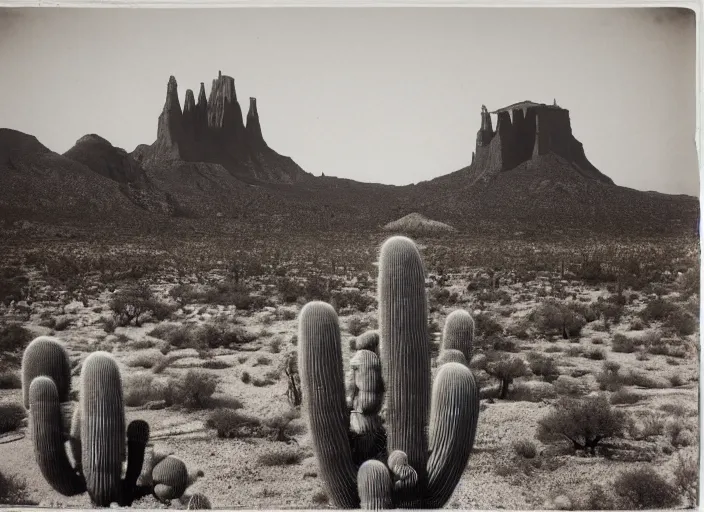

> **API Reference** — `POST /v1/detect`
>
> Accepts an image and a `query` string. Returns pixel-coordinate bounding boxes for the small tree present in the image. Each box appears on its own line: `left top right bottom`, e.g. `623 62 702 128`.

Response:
283 352 302 407
537 394 628 454
486 355 530 399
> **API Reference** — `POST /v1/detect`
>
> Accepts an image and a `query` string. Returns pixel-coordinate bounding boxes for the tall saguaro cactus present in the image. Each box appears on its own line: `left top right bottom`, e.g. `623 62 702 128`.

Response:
299 236 480 509
22 337 196 507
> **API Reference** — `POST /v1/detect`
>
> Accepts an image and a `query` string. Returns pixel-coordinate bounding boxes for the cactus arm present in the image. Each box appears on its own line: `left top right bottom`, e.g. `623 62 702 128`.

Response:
119 420 151 506
187 493 212 509
22 336 72 410
378 236 431 495
442 310 475 363
28 376 86 496
357 460 393 510
80 352 126 507
299 301 359 508
424 362 480 508
437 349 468 367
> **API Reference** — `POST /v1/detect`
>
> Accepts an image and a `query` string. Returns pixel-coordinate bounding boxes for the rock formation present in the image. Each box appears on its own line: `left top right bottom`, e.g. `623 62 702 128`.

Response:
140 71 308 183
468 101 613 185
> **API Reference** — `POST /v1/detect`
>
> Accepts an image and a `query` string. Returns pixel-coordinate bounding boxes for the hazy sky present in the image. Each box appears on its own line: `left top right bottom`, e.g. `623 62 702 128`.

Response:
0 7 698 195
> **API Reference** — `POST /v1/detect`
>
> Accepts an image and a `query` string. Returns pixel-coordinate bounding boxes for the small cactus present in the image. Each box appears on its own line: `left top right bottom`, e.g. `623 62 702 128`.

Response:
21 338 197 507
299 236 480 509
187 493 212 510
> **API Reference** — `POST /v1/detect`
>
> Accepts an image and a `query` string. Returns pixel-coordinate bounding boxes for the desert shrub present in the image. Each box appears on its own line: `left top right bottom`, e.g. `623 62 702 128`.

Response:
474 313 503 337
577 260 617 284
203 280 265 310
100 317 117 333
54 317 72 331
163 370 218 409
485 355 529 399
668 373 685 387
611 333 639 353
110 283 173 326
331 288 376 312
565 346 583 357
202 359 231 370
269 338 282 354
263 408 303 442
505 318 530 339
667 418 697 448
0 324 32 353
125 351 164 369
621 370 667 389
241 371 251 384
312 490 329 506
664 308 697 336
609 388 642 405
675 266 700 298
567 301 599 323
579 483 622 510
206 408 264 438
0 403 26 434
0 471 34 505
257 447 304 467
593 299 624 325
583 348 606 360
513 439 537 459
123 373 164 407
660 402 692 417
554 375 589 397
614 467 679 510
507 381 557 402
531 300 586 339
628 318 645 331
488 336 518 353
537 395 628 454
0 269 28 306
527 352 560 383
149 322 255 349
347 316 369 337
673 451 699 507
0 371 21 389
596 361 623 392
639 297 678 324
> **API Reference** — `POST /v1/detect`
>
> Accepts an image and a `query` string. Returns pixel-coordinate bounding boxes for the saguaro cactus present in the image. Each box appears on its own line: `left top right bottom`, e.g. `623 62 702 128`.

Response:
22 338 194 507
299 236 480 509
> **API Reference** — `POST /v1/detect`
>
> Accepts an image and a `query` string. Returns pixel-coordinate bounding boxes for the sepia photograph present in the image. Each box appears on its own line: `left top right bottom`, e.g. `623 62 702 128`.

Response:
0 4 700 510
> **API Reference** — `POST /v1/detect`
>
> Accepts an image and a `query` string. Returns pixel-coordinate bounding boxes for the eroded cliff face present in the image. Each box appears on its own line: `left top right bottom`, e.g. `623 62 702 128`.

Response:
142 72 307 184
469 101 613 185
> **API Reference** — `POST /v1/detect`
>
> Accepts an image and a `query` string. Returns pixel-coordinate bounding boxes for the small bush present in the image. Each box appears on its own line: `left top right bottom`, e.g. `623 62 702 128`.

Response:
610 389 642 405
527 353 560 383
0 471 35 505
673 451 699 507
554 375 589 397
257 447 305 466
531 300 586 339
0 371 21 389
639 298 678 324
665 309 697 336
0 403 26 434
537 395 628 454
614 467 679 509
206 408 264 438
163 370 218 409
611 333 639 353
0 324 32 353
513 439 537 459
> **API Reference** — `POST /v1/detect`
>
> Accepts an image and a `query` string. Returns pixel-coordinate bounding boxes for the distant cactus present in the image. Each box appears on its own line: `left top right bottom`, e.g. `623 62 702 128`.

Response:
299 236 480 509
21 338 196 507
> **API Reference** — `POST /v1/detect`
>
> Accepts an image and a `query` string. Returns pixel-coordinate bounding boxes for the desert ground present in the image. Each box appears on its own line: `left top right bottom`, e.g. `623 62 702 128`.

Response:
0 233 699 510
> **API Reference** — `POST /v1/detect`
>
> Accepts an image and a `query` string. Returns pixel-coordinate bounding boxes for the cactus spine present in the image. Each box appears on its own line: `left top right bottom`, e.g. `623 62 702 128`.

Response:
21 338 192 507
299 236 480 509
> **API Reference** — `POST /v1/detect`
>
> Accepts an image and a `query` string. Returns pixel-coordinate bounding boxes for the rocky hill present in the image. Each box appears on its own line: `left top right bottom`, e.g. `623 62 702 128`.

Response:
0 78 698 239
133 72 310 185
